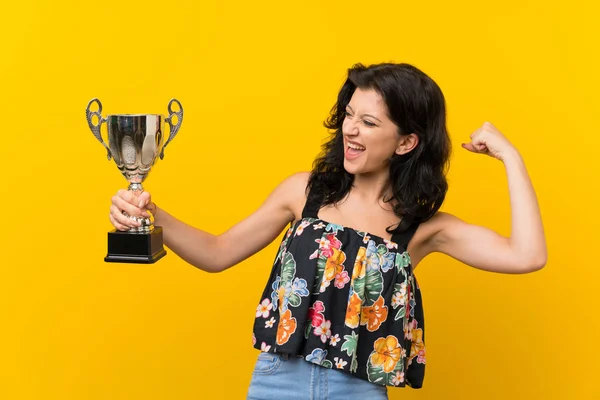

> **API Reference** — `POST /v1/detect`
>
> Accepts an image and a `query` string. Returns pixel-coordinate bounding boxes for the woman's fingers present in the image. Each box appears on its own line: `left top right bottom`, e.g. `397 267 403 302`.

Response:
109 204 140 229
137 191 152 208
112 194 144 218
461 141 488 154
109 210 132 231
109 189 153 230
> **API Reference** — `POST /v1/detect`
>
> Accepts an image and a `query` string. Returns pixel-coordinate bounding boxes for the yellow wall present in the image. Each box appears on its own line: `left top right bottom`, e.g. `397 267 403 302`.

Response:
1 0 598 399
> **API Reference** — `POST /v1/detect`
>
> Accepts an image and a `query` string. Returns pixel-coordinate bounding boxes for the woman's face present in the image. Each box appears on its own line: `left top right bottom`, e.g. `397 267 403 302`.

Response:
341 88 405 176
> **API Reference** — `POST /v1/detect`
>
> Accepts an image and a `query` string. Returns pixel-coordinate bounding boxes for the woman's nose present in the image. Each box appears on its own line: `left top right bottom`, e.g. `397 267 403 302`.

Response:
346 122 359 136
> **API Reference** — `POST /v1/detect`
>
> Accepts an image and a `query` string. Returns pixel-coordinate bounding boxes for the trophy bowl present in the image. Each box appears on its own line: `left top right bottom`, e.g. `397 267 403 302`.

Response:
85 98 183 263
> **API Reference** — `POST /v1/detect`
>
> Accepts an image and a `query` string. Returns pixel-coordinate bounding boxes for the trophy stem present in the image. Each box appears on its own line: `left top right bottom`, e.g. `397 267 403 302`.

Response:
122 183 154 233
128 182 144 193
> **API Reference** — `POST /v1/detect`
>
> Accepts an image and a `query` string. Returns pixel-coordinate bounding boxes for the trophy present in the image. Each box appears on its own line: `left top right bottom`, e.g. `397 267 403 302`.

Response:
85 98 183 263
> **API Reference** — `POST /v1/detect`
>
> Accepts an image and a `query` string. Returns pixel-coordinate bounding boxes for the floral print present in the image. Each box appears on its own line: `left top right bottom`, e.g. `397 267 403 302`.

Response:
334 357 348 369
256 298 273 318
371 335 402 373
407 320 426 365
276 309 297 345
265 317 276 328
329 334 341 346
253 213 426 388
307 300 325 328
314 233 349 294
314 320 332 343
392 371 405 385
261 342 272 352
360 296 388 332
270 251 310 313
344 292 362 329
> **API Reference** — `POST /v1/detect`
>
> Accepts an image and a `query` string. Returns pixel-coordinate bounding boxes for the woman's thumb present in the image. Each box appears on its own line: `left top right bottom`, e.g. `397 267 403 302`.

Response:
138 191 151 208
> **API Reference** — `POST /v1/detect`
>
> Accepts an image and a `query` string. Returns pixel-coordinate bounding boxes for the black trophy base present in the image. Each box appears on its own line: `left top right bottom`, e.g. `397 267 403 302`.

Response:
105 226 167 264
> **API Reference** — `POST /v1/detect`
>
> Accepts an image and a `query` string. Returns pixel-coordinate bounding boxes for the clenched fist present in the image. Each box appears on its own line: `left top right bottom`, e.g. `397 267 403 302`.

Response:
109 189 156 232
462 122 519 162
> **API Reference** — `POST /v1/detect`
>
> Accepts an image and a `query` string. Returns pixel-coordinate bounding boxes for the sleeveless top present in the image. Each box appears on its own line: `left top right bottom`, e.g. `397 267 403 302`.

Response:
252 189 426 388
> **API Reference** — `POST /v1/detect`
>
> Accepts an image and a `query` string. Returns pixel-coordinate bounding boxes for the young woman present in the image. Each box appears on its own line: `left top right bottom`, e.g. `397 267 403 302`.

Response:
108 63 547 399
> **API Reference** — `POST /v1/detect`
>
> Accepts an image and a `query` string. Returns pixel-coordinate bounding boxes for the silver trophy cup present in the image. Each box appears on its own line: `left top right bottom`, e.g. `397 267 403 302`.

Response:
85 98 183 263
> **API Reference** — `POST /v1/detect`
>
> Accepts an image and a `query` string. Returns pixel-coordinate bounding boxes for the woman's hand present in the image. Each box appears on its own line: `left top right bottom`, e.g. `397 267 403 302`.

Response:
461 122 518 161
109 189 154 231
433 122 547 274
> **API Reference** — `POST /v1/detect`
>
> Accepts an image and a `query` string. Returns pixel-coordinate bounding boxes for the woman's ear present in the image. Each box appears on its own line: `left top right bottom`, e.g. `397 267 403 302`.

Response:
395 133 419 155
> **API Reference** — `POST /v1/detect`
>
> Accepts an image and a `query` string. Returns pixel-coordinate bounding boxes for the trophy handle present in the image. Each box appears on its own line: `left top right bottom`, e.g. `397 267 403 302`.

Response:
86 98 111 160
160 99 184 160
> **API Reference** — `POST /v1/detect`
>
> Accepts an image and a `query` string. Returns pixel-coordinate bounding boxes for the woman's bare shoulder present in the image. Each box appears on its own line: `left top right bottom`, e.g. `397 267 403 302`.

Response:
276 171 311 223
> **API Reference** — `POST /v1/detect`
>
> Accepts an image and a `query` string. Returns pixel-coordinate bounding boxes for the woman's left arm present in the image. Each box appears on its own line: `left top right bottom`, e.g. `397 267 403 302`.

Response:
427 122 547 274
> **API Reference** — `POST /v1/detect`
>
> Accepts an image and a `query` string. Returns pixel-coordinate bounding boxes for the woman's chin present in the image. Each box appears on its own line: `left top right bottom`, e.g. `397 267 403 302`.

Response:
344 160 388 177
343 160 361 175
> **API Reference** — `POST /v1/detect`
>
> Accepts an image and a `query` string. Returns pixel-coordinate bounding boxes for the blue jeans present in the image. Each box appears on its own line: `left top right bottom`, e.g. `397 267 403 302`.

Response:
247 352 388 400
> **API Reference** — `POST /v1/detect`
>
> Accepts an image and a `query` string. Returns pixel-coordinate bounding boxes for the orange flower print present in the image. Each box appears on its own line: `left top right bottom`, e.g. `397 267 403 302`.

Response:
276 309 297 345
409 326 426 364
276 284 288 309
352 247 367 280
360 296 388 331
345 292 362 328
324 248 346 282
371 335 402 373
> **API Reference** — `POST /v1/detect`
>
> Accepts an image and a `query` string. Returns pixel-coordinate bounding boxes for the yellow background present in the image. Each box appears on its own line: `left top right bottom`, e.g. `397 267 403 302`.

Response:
1 0 598 399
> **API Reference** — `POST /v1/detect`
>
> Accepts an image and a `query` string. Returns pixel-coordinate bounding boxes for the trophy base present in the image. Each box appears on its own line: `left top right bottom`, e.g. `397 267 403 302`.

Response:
105 226 167 264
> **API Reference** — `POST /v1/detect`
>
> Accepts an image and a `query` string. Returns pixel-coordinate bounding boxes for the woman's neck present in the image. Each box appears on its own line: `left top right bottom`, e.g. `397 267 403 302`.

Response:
350 169 393 206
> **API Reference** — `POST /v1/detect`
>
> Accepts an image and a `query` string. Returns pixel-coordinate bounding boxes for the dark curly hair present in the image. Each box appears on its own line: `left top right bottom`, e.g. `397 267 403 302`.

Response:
307 62 452 233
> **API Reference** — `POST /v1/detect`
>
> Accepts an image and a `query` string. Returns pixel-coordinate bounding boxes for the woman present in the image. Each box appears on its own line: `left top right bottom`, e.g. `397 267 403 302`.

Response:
108 63 547 399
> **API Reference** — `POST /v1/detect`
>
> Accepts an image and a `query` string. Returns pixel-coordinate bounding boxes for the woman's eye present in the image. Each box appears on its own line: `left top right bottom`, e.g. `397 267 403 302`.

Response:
363 120 376 127
344 111 352 117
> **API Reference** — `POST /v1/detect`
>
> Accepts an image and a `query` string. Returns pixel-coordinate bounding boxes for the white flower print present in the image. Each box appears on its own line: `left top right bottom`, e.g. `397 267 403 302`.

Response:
392 371 405 385
384 239 398 250
329 334 340 346
316 237 330 249
261 342 272 352
265 317 276 328
255 298 273 318
295 220 311 236
392 282 407 307
334 357 347 369
399 282 407 296
313 222 326 230
314 320 332 343
391 292 404 307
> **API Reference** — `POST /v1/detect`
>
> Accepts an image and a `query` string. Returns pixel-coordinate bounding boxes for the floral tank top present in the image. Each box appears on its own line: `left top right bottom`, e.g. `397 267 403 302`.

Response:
252 192 426 388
